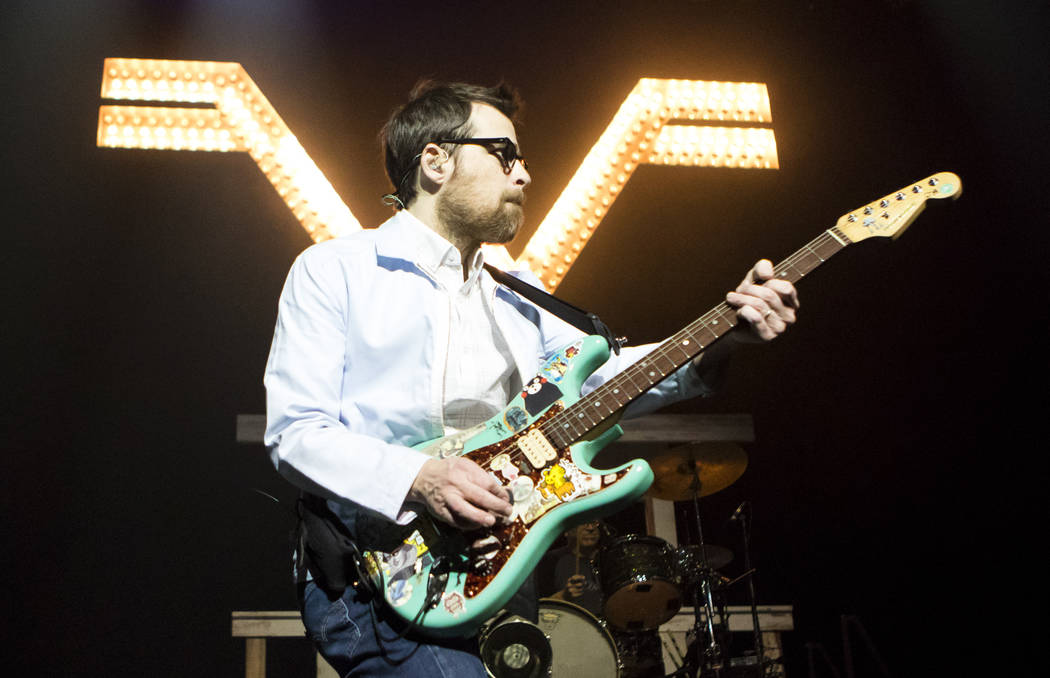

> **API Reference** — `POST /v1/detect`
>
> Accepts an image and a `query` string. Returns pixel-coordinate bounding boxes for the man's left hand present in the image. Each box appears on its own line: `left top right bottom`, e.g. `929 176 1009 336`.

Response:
726 259 799 342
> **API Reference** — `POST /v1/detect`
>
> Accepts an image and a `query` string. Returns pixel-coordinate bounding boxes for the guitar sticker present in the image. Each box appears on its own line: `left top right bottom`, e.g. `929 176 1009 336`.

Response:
491 453 519 481
443 592 466 617
541 340 582 383
521 376 562 416
384 542 419 607
503 406 528 432
541 463 576 500
542 357 570 382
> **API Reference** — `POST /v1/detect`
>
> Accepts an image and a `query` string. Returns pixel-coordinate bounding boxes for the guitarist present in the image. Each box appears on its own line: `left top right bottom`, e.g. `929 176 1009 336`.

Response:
263 80 799 677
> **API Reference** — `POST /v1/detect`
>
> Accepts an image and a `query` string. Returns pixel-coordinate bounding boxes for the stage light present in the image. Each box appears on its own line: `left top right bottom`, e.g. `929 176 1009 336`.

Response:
98 61 777 289
97 106 242 152
517 78 778 289
97 58 360 242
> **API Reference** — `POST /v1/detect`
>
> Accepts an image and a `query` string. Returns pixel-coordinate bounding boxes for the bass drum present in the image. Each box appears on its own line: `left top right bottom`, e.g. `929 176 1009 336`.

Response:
536 598 621 678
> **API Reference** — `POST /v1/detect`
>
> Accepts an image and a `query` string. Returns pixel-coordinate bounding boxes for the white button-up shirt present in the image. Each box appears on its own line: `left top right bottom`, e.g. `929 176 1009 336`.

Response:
412 223 520 434
264 211 710 522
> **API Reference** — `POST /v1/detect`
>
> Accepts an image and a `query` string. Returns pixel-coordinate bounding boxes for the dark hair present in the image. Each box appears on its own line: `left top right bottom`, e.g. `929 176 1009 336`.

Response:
380 80 522 208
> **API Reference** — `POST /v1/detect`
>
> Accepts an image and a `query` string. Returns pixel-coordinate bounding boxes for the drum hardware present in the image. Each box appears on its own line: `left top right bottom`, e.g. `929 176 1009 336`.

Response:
676 544 734 587
610 627 666 678
646 442 750 677
479 610 553 678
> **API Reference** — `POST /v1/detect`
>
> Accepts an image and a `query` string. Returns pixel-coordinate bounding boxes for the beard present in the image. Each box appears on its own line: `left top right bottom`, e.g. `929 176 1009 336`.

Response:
436 172 525 246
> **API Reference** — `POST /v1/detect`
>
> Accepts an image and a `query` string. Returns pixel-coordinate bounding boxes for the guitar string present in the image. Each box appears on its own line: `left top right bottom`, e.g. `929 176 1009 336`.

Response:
475 228 850 477
454 194 915 472
541 228 846 440
470 229 852 510
475 229 846 479
541 230 835 442
474 185 931 519
470 191 916 477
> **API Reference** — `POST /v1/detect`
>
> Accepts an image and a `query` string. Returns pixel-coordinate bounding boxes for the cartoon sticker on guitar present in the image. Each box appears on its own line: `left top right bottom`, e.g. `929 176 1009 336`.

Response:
521 376 561 416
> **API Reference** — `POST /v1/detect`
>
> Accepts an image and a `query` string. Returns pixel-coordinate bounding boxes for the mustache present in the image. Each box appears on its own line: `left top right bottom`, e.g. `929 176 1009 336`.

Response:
503 190 526 205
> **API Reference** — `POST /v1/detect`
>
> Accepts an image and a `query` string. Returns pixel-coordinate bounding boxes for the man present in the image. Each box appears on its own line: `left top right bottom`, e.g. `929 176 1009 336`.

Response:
264 80 798 677
540 521 605 615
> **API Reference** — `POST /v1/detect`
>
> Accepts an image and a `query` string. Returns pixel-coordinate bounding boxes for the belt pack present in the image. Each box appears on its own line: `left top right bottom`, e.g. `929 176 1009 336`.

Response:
297 493 542 629
297 492 372 599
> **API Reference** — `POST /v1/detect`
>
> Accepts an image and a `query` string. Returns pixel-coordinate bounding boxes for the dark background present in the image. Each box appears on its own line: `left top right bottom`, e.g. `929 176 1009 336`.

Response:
4 1 1047 676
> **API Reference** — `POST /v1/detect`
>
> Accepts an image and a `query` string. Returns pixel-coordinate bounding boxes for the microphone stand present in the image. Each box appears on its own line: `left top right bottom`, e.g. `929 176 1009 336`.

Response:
689 470 723 677
734 503 765 675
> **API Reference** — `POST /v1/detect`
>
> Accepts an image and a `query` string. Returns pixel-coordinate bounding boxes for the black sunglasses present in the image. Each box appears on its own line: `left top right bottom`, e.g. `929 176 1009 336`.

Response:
432 137 528 173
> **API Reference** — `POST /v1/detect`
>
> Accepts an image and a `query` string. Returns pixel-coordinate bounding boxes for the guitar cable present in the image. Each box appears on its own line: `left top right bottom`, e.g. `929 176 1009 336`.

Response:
368 555 450 643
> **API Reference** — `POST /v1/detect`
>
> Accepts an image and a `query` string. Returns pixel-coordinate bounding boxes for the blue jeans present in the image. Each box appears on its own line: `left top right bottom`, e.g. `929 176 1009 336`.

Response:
300 581 488 677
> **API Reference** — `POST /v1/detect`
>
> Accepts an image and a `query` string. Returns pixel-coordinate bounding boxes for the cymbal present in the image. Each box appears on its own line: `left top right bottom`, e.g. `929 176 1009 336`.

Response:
646 442 748 500
677 543 734 573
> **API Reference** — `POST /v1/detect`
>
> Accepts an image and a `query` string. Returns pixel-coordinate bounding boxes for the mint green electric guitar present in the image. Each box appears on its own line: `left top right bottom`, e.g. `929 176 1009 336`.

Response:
357 172 961 637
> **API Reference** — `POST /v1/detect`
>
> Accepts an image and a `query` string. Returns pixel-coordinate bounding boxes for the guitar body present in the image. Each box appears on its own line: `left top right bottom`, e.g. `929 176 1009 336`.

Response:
359 335 654 637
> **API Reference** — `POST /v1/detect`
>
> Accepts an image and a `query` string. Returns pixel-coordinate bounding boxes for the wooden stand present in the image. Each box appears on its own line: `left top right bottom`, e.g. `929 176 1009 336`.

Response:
231 611 337 678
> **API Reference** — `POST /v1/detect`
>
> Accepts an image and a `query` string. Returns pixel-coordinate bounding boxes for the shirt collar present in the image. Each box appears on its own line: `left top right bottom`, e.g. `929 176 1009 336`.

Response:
375 211 486 289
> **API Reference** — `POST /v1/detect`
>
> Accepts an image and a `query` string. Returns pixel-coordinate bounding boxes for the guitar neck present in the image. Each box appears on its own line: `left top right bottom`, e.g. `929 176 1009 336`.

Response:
543 225 854 448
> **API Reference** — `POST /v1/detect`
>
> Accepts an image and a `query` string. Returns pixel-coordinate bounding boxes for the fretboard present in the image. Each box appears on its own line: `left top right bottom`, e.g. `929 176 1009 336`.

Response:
541 226 853 449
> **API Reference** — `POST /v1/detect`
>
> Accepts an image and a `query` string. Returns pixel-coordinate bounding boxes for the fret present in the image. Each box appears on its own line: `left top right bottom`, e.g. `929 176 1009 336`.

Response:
794 246 824 275
652 351 677 376
689 321 720 345
574 406 598 429
776 241 821 283
549 413 575 443
586 396 617 418
605 380 631 409
547 425 572 450
774 260 801 280
708 305 737 333
812 233 843 261
563 416 587 440
544 424 564 448
619 367 649 394
637 358 664 382
670 336 698 361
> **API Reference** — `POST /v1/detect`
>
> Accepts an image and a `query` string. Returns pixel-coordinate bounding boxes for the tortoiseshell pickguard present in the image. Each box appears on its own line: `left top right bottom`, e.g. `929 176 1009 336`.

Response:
460 405 630 598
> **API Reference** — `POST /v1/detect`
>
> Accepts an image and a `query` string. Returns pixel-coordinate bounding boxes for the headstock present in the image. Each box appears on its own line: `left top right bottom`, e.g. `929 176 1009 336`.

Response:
836 171 961 243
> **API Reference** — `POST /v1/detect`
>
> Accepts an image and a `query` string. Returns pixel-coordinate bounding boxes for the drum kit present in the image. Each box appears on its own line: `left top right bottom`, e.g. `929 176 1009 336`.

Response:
484 441 773 678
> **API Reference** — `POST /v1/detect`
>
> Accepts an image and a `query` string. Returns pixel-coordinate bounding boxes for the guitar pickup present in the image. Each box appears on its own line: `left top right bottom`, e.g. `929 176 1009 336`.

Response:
518 429 557 468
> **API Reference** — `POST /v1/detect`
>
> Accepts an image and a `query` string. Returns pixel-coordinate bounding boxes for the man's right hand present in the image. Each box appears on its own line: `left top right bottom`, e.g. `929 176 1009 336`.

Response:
565 574 586 598
407 457 513 530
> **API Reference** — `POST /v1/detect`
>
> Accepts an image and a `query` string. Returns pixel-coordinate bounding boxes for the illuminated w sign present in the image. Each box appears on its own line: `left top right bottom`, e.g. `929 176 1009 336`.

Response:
97 58 777 289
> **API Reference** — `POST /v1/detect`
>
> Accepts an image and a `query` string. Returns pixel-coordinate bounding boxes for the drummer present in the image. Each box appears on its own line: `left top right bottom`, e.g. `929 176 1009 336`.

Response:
537 521 606 616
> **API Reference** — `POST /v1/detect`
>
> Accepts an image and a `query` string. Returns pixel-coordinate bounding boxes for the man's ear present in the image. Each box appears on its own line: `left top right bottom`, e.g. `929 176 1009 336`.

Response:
419 143 451 185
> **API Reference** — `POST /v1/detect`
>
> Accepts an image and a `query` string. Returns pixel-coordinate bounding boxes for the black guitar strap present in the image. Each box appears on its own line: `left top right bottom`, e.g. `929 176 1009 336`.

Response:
483 264 623 355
